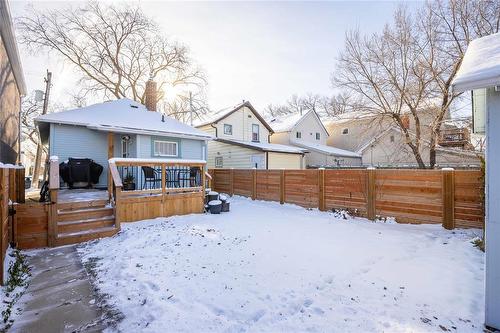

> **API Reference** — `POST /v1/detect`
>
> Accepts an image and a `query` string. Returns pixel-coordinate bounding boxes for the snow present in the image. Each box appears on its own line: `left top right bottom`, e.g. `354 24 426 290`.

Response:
192 103 243 128
217 138 306 154
452 32 500 92
291 139 361 158
36 98 212 140
79 196 484 332
267 112 308 133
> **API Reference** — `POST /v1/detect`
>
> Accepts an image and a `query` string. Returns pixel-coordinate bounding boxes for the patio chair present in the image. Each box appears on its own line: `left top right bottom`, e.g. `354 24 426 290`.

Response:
141 166 161 190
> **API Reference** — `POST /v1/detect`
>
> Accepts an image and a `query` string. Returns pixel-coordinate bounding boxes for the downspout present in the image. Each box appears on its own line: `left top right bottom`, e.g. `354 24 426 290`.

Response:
266 151 269 170
210 123 218 138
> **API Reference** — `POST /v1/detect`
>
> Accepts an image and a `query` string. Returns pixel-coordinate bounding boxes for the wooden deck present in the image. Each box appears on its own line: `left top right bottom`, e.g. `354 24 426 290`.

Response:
58 189 109 203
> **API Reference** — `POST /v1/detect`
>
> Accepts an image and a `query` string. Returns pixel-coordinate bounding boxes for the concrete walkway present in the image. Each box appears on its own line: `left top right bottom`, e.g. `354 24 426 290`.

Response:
10 245 112 333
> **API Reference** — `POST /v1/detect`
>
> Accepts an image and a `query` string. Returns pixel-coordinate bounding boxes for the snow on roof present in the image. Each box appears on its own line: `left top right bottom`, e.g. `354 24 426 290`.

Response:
452 32 500 92
323 111 380 126
36 98 212 140
192 103 243 127
267 112 308 132
290 140 361 158
217 138 306 154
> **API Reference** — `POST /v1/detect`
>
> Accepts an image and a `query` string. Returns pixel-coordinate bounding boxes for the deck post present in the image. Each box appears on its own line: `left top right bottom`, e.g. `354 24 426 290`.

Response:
366 167 376 220
442 168 455 230
318 168 326 211
114 187 122 229
107 133 114 201
48 157 60 247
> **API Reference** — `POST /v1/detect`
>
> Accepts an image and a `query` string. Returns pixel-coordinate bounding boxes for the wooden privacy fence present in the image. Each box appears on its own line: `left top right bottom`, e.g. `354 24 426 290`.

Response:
209 168 484 229
0 165 25 284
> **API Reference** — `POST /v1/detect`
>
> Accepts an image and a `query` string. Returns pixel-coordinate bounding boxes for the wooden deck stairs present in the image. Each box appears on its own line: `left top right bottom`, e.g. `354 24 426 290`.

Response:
54 199 119 246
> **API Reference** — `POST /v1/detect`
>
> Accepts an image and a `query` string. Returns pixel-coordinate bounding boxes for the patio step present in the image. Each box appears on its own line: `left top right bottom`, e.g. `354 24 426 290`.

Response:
55 226 119 247
57 215 115 234
57 206 114 222
57 199 110 211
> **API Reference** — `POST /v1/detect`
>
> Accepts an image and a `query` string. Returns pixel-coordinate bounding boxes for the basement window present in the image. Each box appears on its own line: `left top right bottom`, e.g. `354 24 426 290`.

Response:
215 156 223 168
153 140 178 157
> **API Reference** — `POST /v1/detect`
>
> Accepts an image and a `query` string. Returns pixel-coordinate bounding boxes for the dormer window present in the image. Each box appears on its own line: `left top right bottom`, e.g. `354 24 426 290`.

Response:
252 124 260 142
224 124 233 135
342 128 349 135
296 131 302 139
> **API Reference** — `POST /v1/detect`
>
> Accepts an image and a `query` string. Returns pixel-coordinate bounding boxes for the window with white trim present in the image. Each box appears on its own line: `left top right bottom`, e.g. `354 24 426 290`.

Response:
315 132 320 140
252 124 260 142
223 124 233 135
296 131 302 139
153 140 178 157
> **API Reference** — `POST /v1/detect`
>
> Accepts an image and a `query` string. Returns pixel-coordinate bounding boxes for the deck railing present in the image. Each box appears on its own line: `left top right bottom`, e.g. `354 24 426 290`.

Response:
108 158 207 223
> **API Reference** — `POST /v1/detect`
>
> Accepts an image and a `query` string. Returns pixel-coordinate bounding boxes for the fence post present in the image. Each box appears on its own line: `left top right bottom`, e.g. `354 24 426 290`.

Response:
318 168 326 211
442 168 455 230
280 169 285 204
16 168 25 203
366 167 376 220
230 168 234 196
252 168 257 200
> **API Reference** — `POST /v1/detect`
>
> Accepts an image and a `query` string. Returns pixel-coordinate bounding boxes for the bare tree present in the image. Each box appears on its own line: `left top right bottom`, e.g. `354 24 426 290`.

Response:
264 92 353 119
18 2 207 115
334 9 430 168
333 1 499 168
20 93 42 149
419 0 499 167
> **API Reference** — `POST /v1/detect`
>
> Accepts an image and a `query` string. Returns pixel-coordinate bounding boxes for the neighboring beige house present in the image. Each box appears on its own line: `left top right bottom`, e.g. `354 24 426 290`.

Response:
0 0 27 164
325 109 482 168
268 110 362 167
195 101 306 169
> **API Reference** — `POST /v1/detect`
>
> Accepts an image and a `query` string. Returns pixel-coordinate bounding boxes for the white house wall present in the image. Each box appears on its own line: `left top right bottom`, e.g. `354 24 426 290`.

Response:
214 106 270 143
206 140 265 169
267 152 303 169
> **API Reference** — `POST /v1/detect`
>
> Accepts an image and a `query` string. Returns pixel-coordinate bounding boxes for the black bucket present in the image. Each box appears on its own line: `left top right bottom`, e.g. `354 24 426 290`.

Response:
222 201 230 212
208 200 222 214
208 191 219 202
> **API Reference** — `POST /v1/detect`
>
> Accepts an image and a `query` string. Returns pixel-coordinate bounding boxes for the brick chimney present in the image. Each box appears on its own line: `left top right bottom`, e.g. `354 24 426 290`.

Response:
144 79 157 111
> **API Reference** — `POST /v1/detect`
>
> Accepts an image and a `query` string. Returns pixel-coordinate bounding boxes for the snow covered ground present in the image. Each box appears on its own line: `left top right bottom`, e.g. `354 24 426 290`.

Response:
78 196 485 333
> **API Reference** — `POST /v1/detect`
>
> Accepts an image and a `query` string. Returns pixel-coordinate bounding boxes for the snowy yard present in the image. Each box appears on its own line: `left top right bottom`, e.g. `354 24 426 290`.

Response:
79 196 484 332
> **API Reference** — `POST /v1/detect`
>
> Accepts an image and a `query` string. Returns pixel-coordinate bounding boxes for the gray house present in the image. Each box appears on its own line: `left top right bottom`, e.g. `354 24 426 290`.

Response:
36 98 212 188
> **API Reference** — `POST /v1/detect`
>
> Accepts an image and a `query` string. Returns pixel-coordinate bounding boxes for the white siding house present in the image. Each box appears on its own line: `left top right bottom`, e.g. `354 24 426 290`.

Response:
195 101 306 169
36 98 211 188
268 110 362 168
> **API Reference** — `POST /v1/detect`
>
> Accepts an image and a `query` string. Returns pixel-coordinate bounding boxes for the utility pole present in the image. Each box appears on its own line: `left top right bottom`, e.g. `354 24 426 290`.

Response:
189 91 194 126
32 70 52 188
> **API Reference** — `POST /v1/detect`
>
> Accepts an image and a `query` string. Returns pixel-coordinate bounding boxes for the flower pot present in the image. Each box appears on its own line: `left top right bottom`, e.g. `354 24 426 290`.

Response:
208 200 222 214
222 202 230 212
123 182 136 191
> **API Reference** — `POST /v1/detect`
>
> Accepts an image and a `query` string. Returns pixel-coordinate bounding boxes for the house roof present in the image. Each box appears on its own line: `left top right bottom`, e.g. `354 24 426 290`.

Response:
36 98 212 141
216 138 306 154
267 110 330 136
0 0 26 95
452 32 500 92
194 101 274 133
290 140 361 158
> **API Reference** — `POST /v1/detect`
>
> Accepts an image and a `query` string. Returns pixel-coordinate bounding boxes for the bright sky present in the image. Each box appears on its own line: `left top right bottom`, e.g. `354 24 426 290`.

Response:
11 1 419 111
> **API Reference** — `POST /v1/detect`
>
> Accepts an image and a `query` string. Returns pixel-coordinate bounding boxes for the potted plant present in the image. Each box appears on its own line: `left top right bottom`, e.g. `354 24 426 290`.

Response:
123 173 136 191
